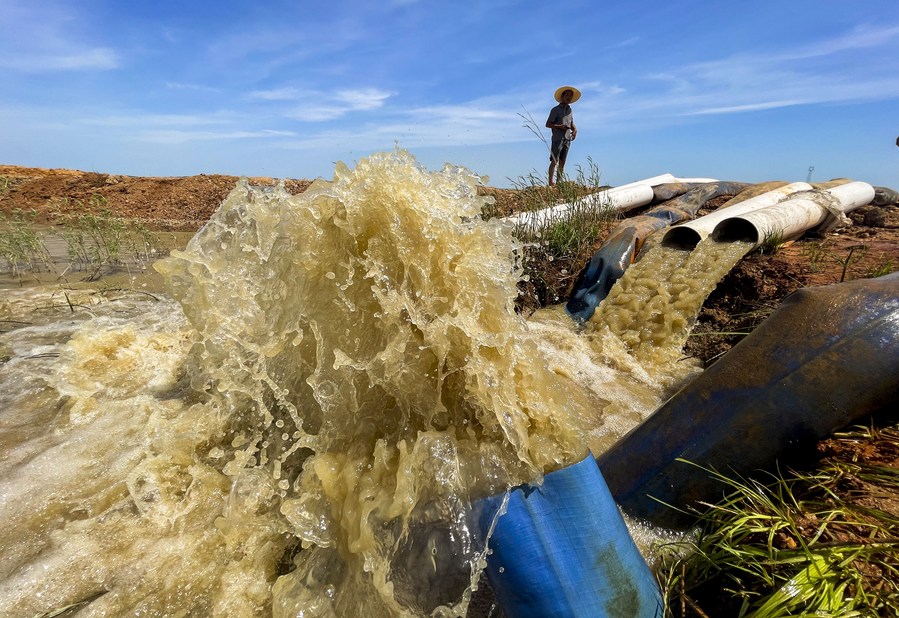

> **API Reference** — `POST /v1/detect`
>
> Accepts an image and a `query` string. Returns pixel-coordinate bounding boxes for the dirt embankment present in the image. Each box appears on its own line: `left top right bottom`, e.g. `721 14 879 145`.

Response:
0 164 313 231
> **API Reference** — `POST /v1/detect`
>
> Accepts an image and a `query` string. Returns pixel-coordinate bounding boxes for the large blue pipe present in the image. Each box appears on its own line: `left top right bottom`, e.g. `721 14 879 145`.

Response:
474 455 663 617
596 273 899 529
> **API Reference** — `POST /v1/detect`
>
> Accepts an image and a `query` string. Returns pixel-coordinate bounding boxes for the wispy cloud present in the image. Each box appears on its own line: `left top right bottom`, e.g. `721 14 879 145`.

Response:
610 36 640 49
336 88 392 111
0 1 121 72
588 23 899 125
0 48 120 72
83 113 233 128
249 87 303 101
271 87 395 121
686 100 807 116
166 82 222 94
139 129 297 144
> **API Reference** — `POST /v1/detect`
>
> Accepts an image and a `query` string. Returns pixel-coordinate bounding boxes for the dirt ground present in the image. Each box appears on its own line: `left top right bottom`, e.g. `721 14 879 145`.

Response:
0 164 313 231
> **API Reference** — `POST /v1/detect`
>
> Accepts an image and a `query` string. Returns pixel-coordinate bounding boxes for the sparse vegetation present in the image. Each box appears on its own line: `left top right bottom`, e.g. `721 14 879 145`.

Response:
801 241 895 282
1 195 164 282
759 229 787 255
495 156 617 309
0 209 53 278
51 195 157 274
866 259 895 278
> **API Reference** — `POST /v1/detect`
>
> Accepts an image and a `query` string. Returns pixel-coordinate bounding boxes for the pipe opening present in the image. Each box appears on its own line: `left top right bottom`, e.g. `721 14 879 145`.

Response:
712 218 759 244
661 226 703 250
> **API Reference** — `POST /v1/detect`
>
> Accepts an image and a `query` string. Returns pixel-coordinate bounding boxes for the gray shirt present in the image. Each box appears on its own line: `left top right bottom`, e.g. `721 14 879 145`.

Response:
547 103 574 141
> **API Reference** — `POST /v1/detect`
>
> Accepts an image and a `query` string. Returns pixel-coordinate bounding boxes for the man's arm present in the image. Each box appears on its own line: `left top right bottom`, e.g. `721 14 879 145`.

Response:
571 121 578 140
546 108 560 130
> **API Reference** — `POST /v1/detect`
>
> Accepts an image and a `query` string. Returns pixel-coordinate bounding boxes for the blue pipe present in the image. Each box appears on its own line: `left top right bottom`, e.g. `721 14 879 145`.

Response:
474 455 662 617
597 273 899 529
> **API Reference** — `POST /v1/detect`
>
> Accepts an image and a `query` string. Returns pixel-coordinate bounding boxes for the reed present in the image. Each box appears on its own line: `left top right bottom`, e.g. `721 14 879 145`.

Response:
0 195 164 282
0 208 54 278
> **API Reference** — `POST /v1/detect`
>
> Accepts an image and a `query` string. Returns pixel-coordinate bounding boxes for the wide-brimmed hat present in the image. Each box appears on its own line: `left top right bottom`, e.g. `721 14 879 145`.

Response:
554 85 581 103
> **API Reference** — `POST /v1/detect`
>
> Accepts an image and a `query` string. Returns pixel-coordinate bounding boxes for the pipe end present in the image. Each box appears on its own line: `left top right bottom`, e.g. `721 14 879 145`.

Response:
712 218 759 244
661 226 703 250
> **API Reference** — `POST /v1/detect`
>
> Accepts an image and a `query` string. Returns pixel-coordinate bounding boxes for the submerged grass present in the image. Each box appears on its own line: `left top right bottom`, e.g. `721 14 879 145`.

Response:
0 209 54 278
657 423 899 617
1 195 164 283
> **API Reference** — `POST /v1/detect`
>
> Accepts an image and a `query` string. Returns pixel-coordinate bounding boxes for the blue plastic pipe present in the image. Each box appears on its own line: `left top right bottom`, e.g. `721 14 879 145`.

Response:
597 273 899 529
475 454 663 617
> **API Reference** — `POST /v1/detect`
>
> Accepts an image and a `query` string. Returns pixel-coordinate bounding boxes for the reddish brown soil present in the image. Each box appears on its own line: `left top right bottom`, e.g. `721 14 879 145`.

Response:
0 164 312 231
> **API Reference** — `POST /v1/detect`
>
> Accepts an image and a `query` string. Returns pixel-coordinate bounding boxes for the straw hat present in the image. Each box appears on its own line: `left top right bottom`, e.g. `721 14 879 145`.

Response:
554 85 581 103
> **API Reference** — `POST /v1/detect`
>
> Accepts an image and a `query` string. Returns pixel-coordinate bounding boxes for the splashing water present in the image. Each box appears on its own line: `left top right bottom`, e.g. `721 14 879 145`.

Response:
0 151 710 617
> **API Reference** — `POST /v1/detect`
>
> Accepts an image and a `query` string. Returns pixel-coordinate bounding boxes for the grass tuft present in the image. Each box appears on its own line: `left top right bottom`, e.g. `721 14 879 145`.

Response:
494 156 617 311
656 423 899 617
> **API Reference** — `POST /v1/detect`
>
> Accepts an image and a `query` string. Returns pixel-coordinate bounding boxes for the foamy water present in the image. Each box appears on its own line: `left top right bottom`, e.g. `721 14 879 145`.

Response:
0 151 739 616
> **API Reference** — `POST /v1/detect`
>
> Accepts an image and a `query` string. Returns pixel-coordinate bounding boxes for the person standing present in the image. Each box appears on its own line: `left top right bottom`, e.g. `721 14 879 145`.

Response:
545 85 580 186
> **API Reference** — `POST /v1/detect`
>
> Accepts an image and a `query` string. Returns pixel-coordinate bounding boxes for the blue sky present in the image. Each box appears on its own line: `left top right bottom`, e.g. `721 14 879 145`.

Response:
1 0 897 188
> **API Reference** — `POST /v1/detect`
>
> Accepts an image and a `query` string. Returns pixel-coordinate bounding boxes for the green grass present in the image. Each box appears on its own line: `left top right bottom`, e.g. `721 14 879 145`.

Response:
656 424 899 617
0 209 54 278
1 196 165 282
866 259 895 278
758 229 787 255
49 195 162 280
499 156 618 309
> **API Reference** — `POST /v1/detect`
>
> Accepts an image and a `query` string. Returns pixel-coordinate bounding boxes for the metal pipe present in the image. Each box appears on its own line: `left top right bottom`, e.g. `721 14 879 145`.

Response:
711 182 875 248
662 181 812 249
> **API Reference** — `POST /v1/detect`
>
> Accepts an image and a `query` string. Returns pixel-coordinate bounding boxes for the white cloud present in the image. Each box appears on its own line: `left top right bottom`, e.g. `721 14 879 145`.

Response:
83 113 233 128
687 100 807 116
0 1 121 72
282 87 395 121
249 87 302 101
0 48 119 72
166 82 222 94
138 129 297 144
335 88 392 111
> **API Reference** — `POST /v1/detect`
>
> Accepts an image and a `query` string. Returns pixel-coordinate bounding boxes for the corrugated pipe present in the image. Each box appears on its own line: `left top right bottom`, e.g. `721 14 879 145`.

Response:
662 181 812 249
597 273 899 529
711 181 875 248
474 454 663 617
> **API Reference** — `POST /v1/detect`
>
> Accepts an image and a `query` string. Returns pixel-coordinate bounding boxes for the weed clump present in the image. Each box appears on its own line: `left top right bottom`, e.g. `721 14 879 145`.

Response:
656 424 899 617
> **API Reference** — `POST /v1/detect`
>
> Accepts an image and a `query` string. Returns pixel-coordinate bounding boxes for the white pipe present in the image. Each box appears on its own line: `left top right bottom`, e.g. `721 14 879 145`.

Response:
503 184 654 228
711 181 875 249
662 182 813 249
502 173 719 228
666 176 720 185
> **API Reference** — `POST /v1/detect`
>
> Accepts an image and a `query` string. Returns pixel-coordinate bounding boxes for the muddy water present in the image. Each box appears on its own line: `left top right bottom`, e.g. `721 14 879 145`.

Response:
591 238 754 377
1 152 735 617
